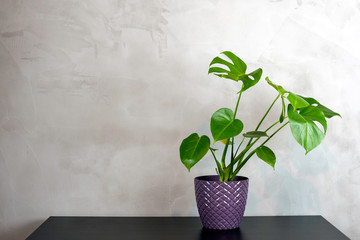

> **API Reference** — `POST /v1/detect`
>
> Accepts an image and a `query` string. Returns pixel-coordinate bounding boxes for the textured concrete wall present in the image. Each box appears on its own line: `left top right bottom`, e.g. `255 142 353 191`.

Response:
0 0 359 239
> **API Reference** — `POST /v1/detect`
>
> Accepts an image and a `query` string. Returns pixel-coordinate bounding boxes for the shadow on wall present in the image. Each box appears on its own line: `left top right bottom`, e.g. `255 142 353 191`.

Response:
0 219 43 240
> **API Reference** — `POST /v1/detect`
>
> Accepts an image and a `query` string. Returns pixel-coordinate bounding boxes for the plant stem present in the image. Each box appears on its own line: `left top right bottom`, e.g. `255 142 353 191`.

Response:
221 140 230 168
232 118 281 167
265 120 279 132
232 138 260 166
255 93 280 131
210 148 223 181
231 137 234 160
233 90 243 119
260 121 289 147
264 117 287 133
228 137 235 175
247 94 280 147
234 137 245 157
230 121 289 179
223 167 230 182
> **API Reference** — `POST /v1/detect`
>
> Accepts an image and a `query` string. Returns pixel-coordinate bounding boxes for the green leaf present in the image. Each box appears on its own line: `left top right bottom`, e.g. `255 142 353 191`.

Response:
256 146 276 169
209 51 262 92
300 106 327 132
266 77 311 110
180 133 210 172
279 114 285 123
210 108 244 142
240 68 263 92
279 96 286 123
299 96 341 118
214 72 240 81
287 93 309 109
208 67 230 74
265 77 287 95
220 139 233 145
221 51 247 73
209 57 241 75
243 131 268 138
288 104 327 154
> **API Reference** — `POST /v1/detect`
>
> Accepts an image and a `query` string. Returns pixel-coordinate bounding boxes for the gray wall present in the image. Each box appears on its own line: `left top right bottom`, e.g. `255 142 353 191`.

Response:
0 0 359 239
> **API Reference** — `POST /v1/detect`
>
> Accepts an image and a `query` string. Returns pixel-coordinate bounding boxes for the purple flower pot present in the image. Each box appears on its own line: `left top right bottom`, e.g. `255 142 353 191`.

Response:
194 175 249 230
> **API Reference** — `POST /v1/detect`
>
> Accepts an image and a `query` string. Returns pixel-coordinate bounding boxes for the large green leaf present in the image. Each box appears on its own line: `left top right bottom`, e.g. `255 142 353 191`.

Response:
287 93 309 109
300 106 327 132
299 96 341 118
208 51 262 92
180 133 210 172
211 108 244 142
288 104 327 154
256 146 276 169
243 131 268 138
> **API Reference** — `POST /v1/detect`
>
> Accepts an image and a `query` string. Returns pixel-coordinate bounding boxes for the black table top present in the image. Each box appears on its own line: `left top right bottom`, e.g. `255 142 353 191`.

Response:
26 216 349 240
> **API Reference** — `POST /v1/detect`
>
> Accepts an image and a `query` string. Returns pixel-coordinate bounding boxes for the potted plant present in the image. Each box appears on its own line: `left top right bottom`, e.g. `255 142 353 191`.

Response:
179 51 340 230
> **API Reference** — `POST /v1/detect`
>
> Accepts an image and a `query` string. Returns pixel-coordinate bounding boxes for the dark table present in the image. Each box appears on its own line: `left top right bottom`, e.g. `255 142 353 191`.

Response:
26 216 349 240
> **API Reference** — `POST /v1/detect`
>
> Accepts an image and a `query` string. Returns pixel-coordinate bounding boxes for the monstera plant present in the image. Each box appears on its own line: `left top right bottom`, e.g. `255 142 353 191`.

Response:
180 51 340 182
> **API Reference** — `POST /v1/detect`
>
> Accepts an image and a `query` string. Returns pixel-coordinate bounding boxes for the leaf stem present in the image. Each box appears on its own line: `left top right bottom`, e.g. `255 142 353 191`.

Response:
234 136 245 156
228 137 235 175
231 137 234 159
247 94 280 147
232 118 280 166
264 117 287 132
255 93 280 131
232 138 260 166
230 121 289 179
210 148 223 180
261 121 289 147
233 90 243 119
221 140 230 168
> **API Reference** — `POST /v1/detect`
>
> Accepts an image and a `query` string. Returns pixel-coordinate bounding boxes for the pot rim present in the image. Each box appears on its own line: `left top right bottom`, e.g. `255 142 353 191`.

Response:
195 175 248 182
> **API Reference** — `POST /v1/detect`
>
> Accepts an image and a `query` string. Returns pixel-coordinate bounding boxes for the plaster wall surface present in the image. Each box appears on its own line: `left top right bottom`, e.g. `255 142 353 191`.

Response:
0 0 359 239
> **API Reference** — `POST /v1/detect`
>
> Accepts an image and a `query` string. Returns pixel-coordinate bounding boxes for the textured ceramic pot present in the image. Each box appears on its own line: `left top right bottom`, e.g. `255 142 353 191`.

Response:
194 175 249 230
